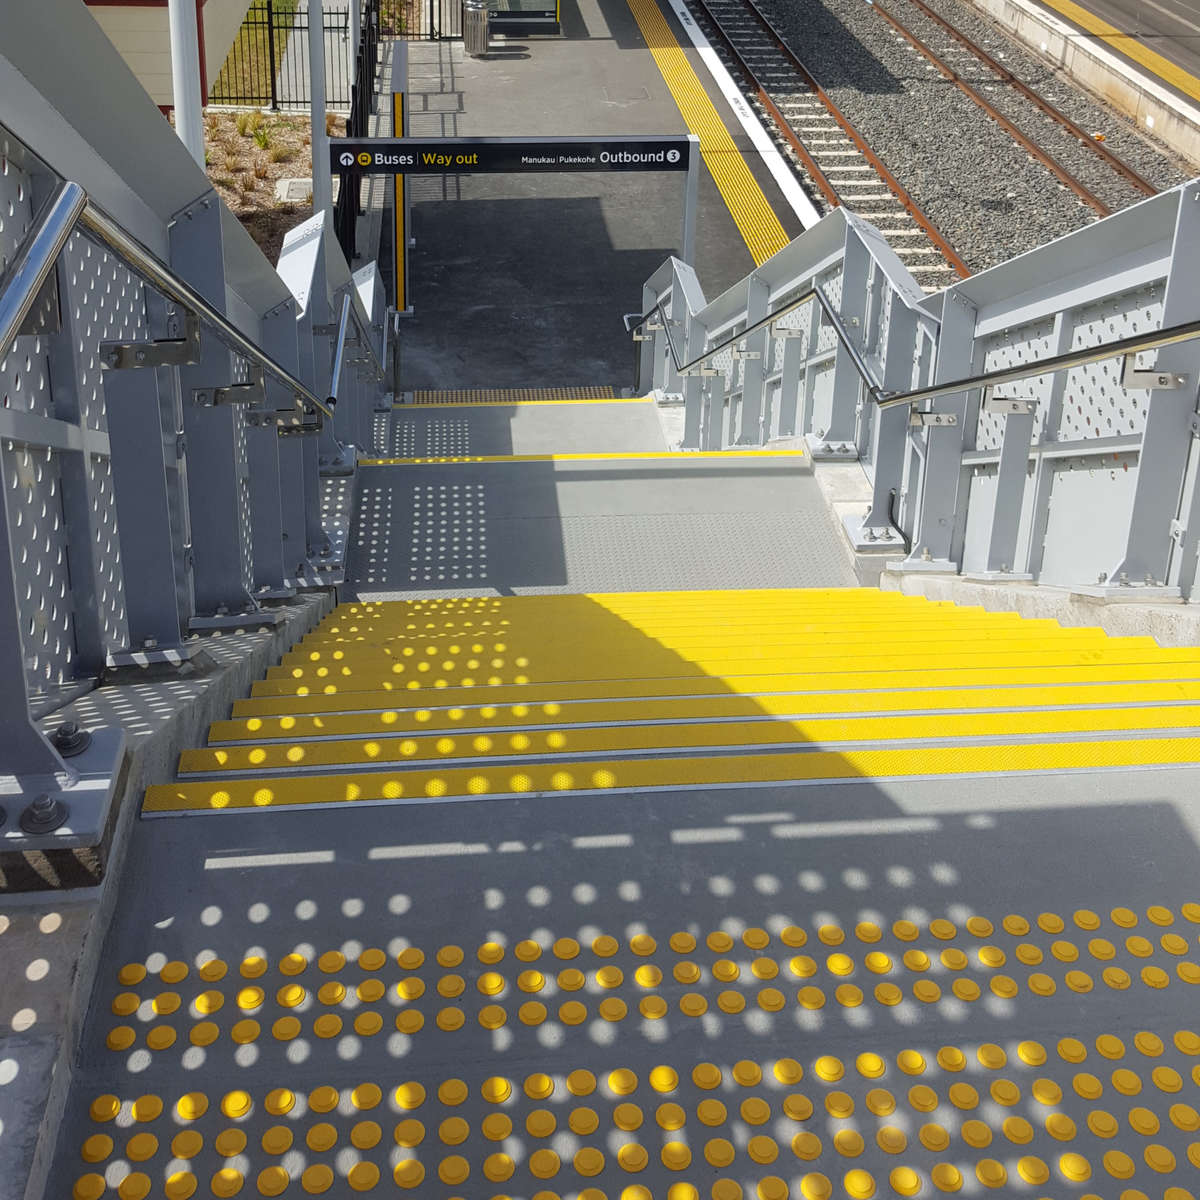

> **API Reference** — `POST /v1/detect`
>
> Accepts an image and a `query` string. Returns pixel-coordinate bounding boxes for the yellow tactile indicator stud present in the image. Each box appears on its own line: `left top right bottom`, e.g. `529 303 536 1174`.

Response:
358 947 386 971
440 1155 472 1185
662 1141 692 1170
566 1069 596 1096
799 1172 831 1200
826 1092 854 1119
214 1129 247 1157
574 1148 605 1176
669 932 696 952
775 1057 803 1084
306 1123 338 1151
649 1065 678 1093
593 934 620 957
106 1027 135 1051
657 1102 686 1131
553 937 580 959
317 981 345 1005
131 1095 162 1123
864 1089 893 1117
80 1133 113 1163
118 1172 151 1200
529 1148 561 1179
436 945 464 967
705 1137 735 1167
438 1116 470 1147
278 952 306 976
261 1125 293 1155
211 1169 243 1198
392 1160 424 1189
478 941 505 964
569 1107 599 1135
110 992 138 1016
614 1103 644 1132
478 972 506 995
396 947 424 970
159 960 188 984
126 1132 158 1161
876 1126 907 1154
708 931 735 953
239 956 267 979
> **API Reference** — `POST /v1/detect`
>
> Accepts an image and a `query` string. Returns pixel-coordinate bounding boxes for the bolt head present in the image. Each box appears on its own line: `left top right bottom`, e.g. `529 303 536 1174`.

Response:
19 793 69 834
51 720 91 757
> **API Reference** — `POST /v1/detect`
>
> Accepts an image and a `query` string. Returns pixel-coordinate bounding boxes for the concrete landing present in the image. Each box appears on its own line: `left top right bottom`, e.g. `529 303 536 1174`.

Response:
386 399 667 456
386 0 804 390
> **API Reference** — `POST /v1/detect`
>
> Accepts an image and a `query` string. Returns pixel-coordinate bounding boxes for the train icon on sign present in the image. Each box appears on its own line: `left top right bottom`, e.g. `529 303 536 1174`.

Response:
338 152 355 167
666 149 681 163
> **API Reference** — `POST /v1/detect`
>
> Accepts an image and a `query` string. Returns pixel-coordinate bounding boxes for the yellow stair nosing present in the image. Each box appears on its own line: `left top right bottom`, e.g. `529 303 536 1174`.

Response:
181 704 1200 776
293 617 1104 647
207 681 1200 743
232 663 1200 717
145 735 1200 813
263 642 1195 685
278 629 1130 666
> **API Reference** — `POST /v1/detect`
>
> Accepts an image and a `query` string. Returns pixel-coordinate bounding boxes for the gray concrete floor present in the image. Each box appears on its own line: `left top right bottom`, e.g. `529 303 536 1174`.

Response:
347 403 856 597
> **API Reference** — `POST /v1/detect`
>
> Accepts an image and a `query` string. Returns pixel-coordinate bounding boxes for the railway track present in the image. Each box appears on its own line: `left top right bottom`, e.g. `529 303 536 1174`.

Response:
687 0 969 289
685 0 1161 287
871 0 1158 216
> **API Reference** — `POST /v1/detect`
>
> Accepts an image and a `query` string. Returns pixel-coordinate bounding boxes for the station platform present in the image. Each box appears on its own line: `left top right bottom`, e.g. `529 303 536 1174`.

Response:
388 0 807 390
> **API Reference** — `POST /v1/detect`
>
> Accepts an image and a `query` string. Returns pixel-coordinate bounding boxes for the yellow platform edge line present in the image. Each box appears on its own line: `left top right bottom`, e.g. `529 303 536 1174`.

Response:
623 0 790 264
359 450 807 465
1037 0 1200 102
145 736 1200 811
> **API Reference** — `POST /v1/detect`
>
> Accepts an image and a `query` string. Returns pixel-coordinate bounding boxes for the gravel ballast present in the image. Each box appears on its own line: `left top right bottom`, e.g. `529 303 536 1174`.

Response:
694 0 1192 271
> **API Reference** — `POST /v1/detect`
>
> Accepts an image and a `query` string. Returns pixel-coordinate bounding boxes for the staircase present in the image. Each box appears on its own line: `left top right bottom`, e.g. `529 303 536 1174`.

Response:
53 401 1200 1200
148 588 1200 813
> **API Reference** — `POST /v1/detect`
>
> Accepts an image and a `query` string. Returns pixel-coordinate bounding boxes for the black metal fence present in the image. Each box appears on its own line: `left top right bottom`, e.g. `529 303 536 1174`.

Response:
333 0 381 260
381 0 463 40
209 1 355 109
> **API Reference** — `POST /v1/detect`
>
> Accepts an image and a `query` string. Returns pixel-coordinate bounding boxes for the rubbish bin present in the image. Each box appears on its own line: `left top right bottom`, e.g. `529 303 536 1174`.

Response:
463 0 490 57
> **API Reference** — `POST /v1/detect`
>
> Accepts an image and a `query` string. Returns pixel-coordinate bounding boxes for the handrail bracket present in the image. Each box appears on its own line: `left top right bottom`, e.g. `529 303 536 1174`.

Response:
100 310 201 369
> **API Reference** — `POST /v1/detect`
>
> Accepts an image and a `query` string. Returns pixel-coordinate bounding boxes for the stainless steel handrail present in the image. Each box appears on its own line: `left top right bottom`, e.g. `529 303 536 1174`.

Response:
342 292 386 382
877 317 1200 408
0 182 87 362
328 293 353 404
78 200 335 419
0 177 340 420
635 287 1200 412
634 287 886 396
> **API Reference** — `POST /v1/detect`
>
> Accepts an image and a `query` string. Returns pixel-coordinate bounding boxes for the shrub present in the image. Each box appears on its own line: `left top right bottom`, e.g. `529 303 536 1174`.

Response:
253 126 271 150
269 146 294 164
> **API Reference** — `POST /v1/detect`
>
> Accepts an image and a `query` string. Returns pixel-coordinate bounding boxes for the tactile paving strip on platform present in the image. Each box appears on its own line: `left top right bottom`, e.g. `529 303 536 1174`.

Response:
407 388 629 405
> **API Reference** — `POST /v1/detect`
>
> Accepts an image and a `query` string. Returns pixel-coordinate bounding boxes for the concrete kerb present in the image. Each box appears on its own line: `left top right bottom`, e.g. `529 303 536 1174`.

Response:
13 591 335 1200
965 0 1200 166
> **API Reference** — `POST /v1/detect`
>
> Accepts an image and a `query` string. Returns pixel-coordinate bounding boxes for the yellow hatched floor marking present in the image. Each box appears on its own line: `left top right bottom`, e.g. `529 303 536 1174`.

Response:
264 638 1167 683
209 680 1200 743
359 449 807 465
278 628 1119 669
1037 0 1200 102
145 736 1200 811
623 0 790 263
232 661 1200 716
181 704 1200 774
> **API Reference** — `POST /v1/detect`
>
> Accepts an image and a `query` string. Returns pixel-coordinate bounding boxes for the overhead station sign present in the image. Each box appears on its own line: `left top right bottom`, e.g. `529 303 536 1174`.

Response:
332 136 694 174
